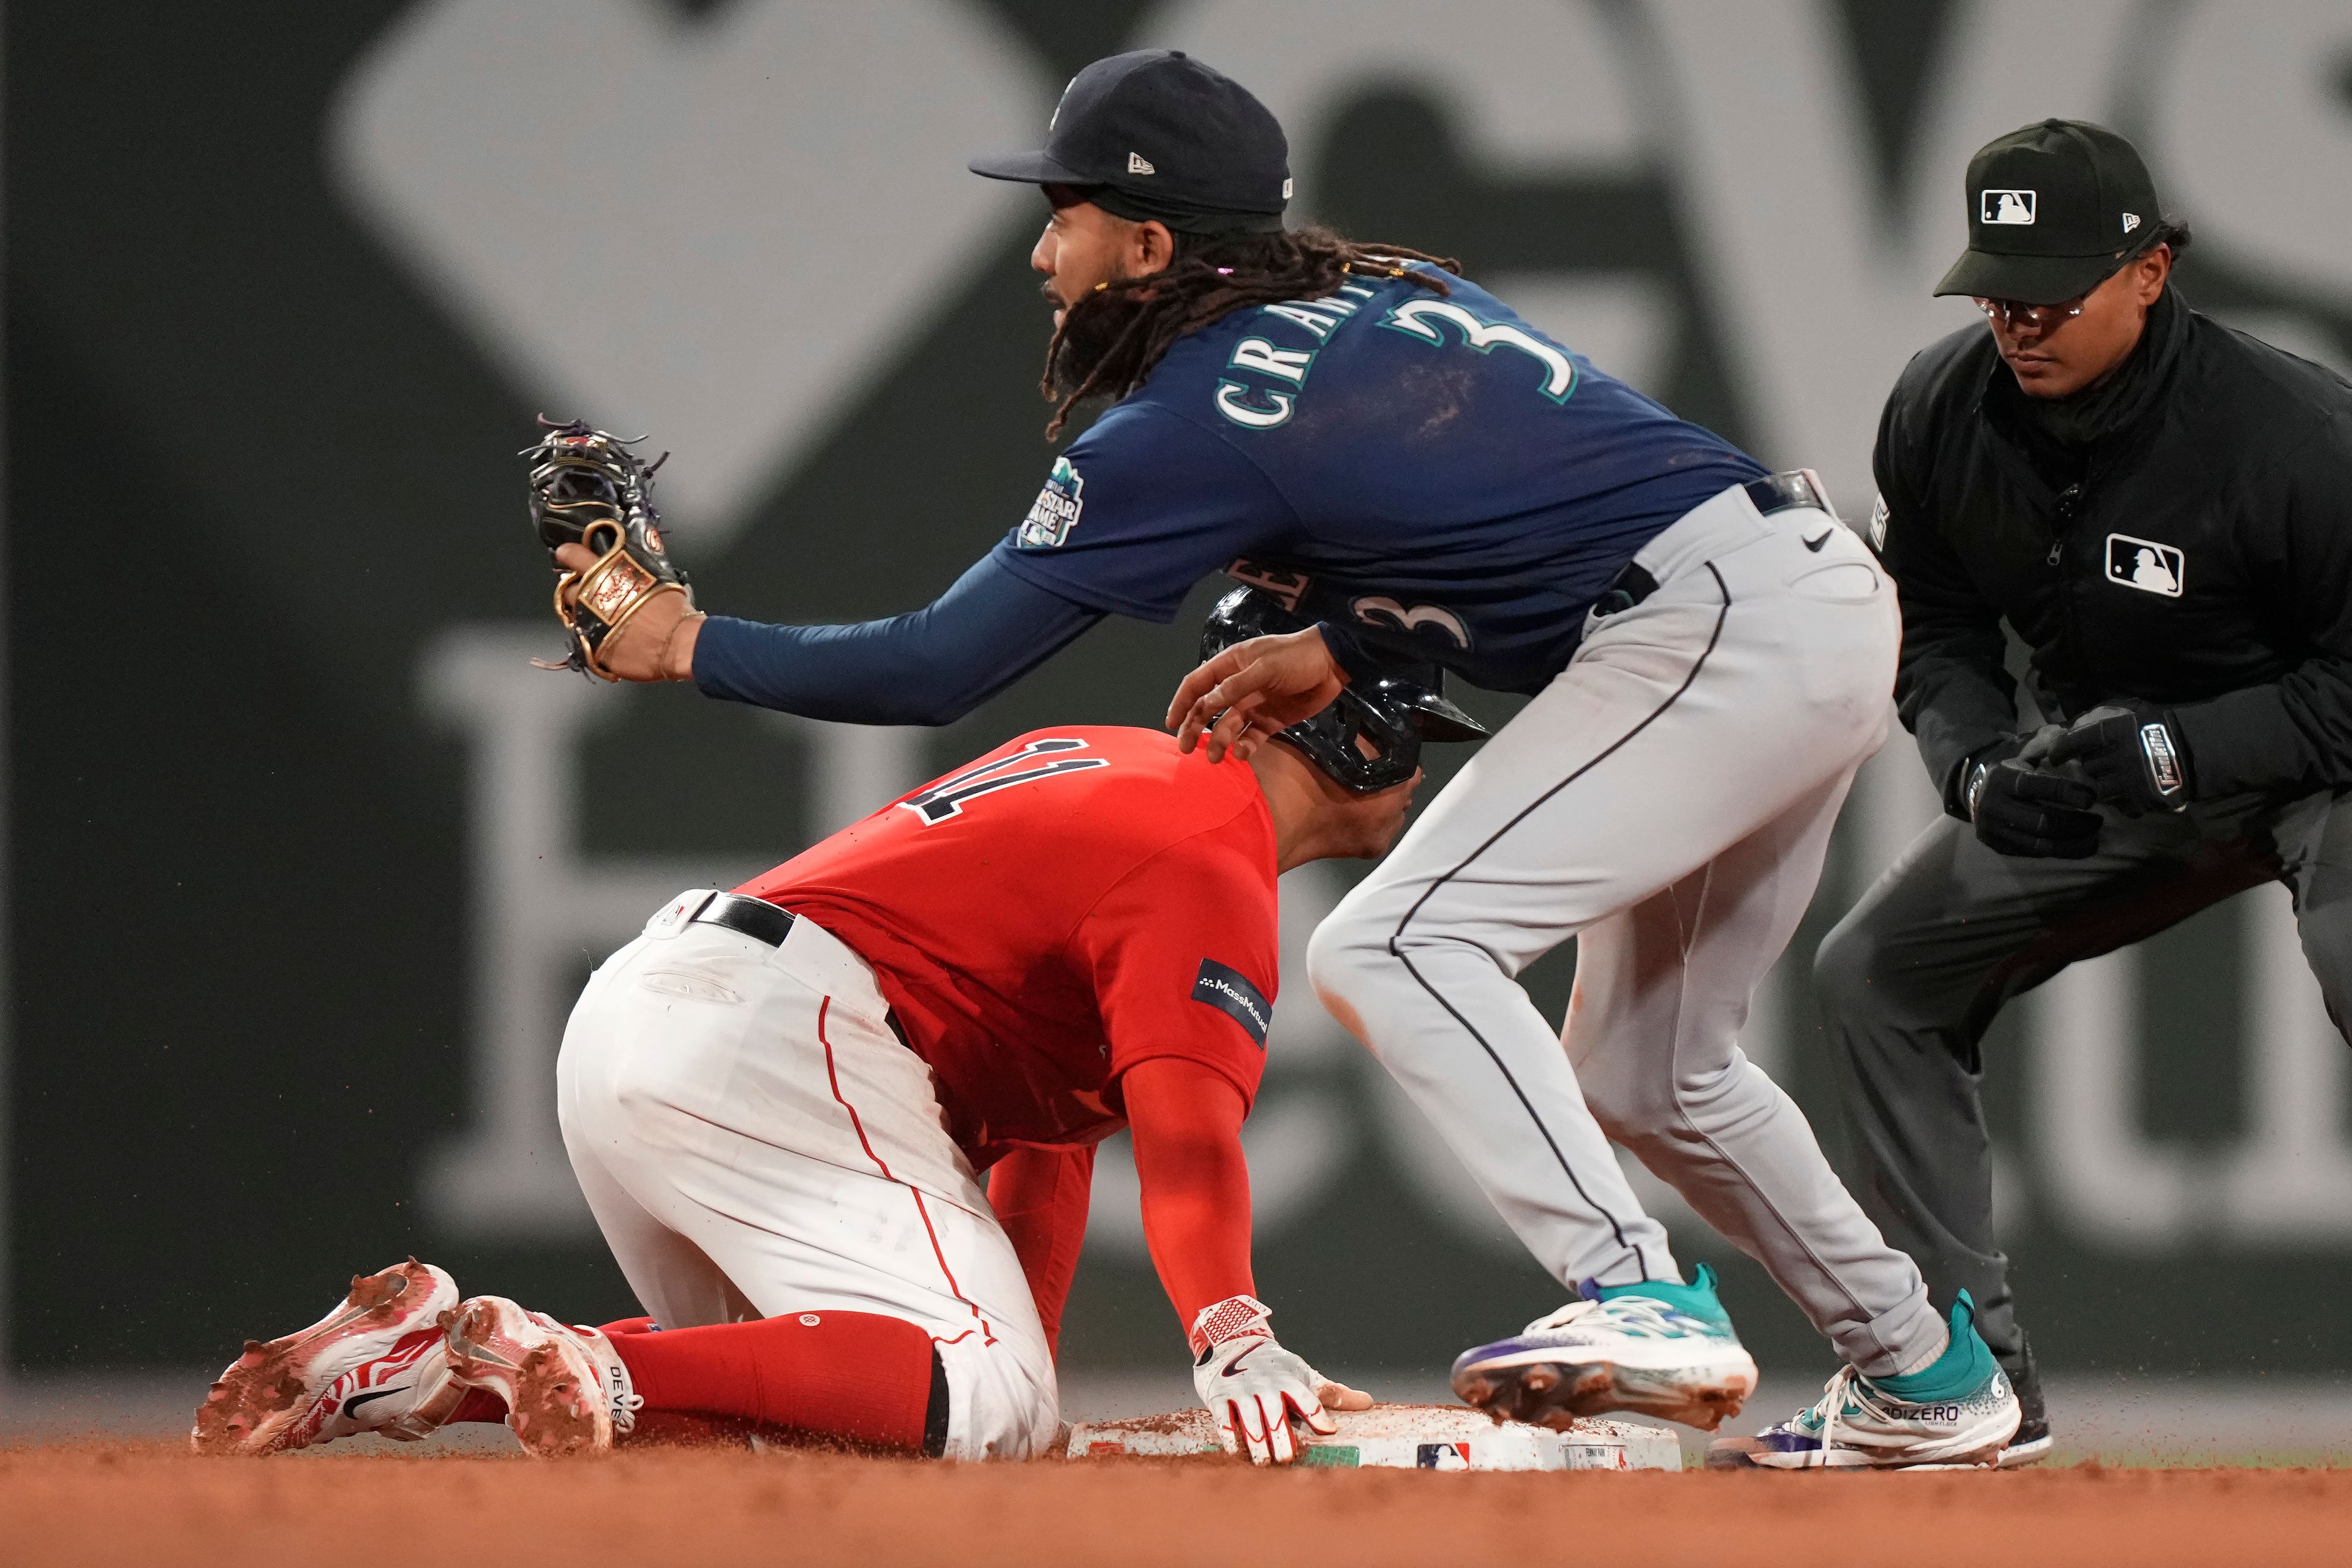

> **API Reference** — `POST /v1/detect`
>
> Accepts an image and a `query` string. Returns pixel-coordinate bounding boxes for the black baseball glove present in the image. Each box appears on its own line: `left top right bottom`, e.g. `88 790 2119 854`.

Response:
524 417 692 680
1964 731 2103 858
2043 701 2193 816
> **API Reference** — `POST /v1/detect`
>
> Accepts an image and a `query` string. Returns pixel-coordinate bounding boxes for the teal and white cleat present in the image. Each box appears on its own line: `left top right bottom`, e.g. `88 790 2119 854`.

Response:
1451 1264 1758 1431
1714 1292 2021 1469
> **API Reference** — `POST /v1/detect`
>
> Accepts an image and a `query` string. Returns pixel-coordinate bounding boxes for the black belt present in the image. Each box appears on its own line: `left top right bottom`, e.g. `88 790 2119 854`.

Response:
687 892 914 1049
690 891 797 947
1593 469 1829 618
1743 469 1829 518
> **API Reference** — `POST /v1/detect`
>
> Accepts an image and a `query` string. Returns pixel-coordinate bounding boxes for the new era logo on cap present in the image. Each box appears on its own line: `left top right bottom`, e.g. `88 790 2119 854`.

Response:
1128 151 1155 175
1981 189 2036 225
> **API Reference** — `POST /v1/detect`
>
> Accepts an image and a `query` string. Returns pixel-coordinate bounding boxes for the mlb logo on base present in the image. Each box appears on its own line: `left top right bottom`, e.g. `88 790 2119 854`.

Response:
2105 533 2185 597
1416 1442 1472 1470
1980 188 2036 224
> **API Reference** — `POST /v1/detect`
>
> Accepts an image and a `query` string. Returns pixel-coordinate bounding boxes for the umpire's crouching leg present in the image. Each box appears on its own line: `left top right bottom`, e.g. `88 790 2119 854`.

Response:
2278 790 2352 1047
1811 818 2026 1363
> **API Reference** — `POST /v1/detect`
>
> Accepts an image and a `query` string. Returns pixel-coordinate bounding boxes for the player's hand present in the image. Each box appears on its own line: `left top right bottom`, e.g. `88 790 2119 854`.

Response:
2043 701 2193 815
552 542 704 682
1189 1295 1371 1465
1166 627 1346 763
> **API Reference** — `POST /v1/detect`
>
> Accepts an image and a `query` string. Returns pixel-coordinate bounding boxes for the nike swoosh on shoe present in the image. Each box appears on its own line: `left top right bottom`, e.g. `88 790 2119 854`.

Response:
342 1384 412 1416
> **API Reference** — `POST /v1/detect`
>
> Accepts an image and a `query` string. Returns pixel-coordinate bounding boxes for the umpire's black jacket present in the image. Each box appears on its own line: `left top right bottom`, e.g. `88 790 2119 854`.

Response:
1874 287 2352 814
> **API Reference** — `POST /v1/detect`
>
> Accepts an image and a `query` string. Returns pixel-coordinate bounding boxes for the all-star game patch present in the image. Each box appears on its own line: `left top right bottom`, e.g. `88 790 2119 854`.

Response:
1017 456 1085 548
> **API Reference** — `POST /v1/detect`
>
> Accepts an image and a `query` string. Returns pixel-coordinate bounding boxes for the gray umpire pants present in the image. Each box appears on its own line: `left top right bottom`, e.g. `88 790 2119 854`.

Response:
1814 783 2352 1368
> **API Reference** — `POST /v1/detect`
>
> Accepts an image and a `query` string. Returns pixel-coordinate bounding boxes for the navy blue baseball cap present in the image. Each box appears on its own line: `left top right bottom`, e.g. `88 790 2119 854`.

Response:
970 50 1291 235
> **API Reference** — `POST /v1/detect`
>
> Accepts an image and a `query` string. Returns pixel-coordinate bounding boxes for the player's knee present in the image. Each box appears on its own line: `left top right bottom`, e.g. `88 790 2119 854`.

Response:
934 1333 1061 1461
1811 910 1895 1027
1577 1060 1673 1143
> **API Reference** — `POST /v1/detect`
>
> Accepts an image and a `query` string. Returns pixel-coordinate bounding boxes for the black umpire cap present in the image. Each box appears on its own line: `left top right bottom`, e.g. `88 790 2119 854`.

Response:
1934 118 2166 304
969 50 1291 236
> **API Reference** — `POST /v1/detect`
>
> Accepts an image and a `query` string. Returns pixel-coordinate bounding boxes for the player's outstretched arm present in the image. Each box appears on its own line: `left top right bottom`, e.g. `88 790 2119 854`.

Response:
1165 627 1347 763
551 548 1104 725
1123 1058 1370 1464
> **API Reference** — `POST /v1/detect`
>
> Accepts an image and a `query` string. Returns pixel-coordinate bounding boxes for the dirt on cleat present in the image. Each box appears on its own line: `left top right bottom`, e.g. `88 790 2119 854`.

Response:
189 1259 459 1457
443 1299 613 1460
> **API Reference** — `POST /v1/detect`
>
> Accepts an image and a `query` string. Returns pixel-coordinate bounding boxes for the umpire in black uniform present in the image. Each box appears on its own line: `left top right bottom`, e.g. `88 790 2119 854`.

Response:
1815 119 2352 1464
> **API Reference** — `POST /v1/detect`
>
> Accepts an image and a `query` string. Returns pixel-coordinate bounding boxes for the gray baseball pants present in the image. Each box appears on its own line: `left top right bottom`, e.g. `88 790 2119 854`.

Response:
1309 481 1945 1377
1814 783 2352 1368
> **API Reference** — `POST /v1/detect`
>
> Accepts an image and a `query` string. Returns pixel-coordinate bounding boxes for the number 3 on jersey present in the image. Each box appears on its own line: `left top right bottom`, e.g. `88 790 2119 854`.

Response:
1380 298 1578 403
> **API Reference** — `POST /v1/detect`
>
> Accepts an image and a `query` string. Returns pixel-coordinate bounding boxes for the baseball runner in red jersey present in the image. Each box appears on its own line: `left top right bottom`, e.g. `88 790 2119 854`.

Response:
192 595 1485 1463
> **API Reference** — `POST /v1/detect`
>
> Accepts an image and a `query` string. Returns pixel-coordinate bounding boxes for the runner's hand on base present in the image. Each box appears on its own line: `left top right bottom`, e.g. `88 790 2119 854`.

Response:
1189 1295 1371 1465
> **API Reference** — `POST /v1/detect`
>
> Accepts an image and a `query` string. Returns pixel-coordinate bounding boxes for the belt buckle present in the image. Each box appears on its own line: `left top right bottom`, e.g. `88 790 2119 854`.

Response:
1787 467 1838 522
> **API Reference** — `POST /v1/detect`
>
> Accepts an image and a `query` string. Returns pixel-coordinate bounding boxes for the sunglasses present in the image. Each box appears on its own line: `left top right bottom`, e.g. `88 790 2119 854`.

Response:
1971 295 2087 332
1971 236 2169 332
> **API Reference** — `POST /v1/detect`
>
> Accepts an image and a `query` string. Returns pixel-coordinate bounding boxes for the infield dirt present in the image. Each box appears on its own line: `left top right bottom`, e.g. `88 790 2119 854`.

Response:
2 1442 2344 1567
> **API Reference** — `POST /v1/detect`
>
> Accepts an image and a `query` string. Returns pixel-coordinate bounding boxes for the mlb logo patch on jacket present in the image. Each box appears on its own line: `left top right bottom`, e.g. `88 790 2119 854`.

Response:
2105 533 2184 597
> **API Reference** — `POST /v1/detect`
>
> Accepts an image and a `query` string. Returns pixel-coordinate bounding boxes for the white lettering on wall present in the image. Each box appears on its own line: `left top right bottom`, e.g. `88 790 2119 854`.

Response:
420 628 922 1234
2029 887 2352 1248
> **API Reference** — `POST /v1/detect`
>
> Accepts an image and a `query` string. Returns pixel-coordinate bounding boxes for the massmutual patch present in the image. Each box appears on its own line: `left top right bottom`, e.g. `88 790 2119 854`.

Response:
1192 958 1271 1048
1017 456 1084 548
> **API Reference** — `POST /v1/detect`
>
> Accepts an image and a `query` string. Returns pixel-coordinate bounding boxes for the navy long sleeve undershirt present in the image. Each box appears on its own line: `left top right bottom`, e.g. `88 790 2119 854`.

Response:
690 554 1104 725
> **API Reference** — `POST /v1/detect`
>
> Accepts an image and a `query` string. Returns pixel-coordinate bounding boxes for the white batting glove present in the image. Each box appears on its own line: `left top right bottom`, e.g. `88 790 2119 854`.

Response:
1188 1295 1370 1466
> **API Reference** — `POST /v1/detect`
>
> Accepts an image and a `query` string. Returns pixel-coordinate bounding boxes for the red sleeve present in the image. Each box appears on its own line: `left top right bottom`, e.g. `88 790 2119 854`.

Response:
1068 831 1278 1115
1124 1058 1254 1343
984 1145 1095 1362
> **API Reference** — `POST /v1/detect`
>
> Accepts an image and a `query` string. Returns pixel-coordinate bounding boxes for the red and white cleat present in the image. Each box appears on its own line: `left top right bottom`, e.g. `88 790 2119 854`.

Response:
440 1296 640 1459
190 1258 464 1454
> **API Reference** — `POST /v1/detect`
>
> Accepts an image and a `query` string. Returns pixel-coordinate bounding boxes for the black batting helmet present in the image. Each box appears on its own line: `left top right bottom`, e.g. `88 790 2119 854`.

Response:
1200 587 1488 792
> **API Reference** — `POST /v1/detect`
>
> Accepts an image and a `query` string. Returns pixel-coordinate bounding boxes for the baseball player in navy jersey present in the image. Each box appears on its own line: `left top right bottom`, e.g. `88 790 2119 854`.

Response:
558 50 2019 1467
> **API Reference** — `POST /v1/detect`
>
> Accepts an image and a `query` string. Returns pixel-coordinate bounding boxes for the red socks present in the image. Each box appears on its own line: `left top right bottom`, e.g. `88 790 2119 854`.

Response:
447 1386 508 1425
610 1311 938 1453
445 1310 941 1455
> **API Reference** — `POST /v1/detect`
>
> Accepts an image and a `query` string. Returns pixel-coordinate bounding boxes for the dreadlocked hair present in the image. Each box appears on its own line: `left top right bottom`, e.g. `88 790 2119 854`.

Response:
1040 225 1461 439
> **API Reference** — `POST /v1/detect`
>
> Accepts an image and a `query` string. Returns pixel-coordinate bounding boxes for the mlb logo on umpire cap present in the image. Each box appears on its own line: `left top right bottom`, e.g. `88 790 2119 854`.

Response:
1981 189 2036 225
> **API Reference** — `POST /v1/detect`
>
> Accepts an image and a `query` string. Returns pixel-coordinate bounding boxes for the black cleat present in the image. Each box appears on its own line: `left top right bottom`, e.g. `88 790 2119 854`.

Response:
1995 1333 2052 1466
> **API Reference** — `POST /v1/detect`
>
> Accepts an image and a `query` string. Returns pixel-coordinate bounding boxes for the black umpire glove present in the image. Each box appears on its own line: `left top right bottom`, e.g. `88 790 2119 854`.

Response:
2043 701 2193 816
1964 734 2102 858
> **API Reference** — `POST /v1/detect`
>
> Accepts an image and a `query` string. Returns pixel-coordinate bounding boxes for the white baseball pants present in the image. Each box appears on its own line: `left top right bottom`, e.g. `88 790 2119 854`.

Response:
556 900 1059 1459
1309 481 1943 1377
